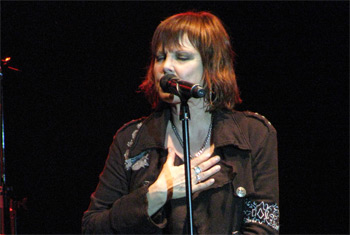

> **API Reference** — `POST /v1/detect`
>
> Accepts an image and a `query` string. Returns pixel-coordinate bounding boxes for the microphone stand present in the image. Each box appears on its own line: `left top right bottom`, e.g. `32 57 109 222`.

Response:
179 98 194 235
0 59 21 234
0 67 9 235
0 68 5 235
161 75 206 234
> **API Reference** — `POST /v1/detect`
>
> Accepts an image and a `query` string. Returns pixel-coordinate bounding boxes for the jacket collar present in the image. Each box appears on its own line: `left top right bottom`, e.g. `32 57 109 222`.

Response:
212 110 251 151
128 108 251 157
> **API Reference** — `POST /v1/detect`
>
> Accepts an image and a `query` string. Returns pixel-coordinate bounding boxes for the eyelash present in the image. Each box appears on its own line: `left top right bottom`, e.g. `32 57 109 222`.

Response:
155 54 190 62
156 55 165 61
177 55 189 61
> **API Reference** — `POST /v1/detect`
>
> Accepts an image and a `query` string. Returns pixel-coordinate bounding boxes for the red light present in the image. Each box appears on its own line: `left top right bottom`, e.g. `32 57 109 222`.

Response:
1 57 11 62
7 66 20 71
1 57 21 71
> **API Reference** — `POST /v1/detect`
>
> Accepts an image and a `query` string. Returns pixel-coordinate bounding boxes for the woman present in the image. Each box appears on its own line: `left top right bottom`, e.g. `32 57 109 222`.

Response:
82 11 279 234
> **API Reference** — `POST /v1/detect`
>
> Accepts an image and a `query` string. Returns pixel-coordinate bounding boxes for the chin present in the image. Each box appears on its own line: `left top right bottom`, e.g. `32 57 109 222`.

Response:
160 92 181 104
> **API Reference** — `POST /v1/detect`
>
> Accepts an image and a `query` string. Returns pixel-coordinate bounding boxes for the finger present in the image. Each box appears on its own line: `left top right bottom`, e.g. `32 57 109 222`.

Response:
195 155 220 173
196 165 221 183
191 152 212 166
193 178 215 192
166 147 176 166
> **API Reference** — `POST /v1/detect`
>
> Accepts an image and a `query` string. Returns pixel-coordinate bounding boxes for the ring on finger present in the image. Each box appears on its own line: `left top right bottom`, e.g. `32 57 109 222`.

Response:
196 174 201 183
194 166 202 175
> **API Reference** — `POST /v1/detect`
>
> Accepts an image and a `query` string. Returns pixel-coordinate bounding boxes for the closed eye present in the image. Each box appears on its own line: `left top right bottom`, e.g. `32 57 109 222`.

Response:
176 52 194 61
155 54 165 62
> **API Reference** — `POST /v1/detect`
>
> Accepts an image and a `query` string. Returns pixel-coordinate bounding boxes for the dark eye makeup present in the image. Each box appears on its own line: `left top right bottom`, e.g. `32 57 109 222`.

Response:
155 50 195 62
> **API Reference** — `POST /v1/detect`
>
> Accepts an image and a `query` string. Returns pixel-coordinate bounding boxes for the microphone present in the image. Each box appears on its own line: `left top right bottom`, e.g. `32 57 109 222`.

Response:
160 74 206 99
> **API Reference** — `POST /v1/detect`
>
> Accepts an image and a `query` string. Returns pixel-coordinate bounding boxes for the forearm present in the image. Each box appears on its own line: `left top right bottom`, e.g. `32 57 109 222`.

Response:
83 141 166 233
146 181 167 216
83 185 166 234
82 206 114 234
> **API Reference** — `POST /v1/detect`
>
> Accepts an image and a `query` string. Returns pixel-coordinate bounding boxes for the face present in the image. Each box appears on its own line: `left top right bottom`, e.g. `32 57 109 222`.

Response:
153 35 204 104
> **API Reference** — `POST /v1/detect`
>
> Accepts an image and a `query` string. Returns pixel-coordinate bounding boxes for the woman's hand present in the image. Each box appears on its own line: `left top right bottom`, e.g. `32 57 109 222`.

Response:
146 148 221 216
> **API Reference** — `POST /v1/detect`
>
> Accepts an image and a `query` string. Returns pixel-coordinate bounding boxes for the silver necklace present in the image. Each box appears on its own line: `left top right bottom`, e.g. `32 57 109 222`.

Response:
170 117 212 158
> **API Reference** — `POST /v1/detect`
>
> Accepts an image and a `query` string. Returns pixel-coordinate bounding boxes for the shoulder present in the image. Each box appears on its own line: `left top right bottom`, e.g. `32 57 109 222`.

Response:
113 116 148 143
108 116 149 160
112 110 163 144
242 111 276 133
117 117 147 135
230 110 277 149
230 110 276 133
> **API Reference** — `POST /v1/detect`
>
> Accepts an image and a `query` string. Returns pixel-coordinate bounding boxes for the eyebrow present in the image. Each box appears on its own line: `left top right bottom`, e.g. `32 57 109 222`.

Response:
155 48 197 57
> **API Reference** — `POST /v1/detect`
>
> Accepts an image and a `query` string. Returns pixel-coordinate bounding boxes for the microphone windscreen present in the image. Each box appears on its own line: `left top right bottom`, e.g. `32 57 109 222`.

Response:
160 74 177 91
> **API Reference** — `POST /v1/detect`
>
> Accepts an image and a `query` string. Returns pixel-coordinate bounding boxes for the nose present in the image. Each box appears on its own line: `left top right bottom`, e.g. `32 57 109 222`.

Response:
162 56 174 75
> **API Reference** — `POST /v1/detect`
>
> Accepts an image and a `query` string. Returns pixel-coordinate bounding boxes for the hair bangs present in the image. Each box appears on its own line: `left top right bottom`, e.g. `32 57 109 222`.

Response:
151 14 203 55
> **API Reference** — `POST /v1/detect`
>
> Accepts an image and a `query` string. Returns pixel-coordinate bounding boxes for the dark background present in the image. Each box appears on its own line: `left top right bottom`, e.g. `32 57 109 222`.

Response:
1 1 348 234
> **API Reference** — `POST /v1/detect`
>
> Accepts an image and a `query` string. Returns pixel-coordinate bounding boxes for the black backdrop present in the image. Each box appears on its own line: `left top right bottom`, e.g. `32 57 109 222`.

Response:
1 1 348 234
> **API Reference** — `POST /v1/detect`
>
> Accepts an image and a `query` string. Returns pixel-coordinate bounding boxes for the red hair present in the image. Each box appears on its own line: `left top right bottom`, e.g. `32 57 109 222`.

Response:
139 11 242 111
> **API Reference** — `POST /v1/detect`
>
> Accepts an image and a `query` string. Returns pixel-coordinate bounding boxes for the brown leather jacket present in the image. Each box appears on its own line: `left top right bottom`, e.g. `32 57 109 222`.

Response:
82 108 279 234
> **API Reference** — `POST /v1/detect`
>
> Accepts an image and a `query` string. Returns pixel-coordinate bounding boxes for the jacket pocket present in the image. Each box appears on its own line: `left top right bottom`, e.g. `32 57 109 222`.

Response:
222 147 256 198
192 159 236 200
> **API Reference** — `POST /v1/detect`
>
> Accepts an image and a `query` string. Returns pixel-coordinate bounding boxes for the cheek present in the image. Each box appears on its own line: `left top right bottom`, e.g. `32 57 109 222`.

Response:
158 85 178 103
179 64 203 83
153 63 163 80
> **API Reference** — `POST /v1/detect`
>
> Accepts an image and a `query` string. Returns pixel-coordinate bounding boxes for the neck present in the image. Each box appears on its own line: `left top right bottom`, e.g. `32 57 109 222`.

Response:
169 99 212 146
166 98 213 159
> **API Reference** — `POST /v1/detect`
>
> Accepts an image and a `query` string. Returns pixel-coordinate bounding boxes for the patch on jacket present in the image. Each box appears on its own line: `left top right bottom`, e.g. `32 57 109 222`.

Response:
123 121 143 160
124 150 150 171
243 199 280 231
119 117 146 133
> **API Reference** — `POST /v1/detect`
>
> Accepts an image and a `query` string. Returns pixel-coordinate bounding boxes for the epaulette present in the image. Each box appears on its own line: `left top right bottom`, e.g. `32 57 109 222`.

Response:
117 116 148 134
243 111 273 128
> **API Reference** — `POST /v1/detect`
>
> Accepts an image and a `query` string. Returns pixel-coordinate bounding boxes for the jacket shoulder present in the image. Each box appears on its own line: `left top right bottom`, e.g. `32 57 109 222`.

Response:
231 110 277 150
110 116 148 158
241 111 276 133
114 116 148 139
118 117 147 133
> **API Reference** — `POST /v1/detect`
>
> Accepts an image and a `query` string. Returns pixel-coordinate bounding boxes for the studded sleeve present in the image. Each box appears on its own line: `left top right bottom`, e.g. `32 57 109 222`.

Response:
241 115 280 234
